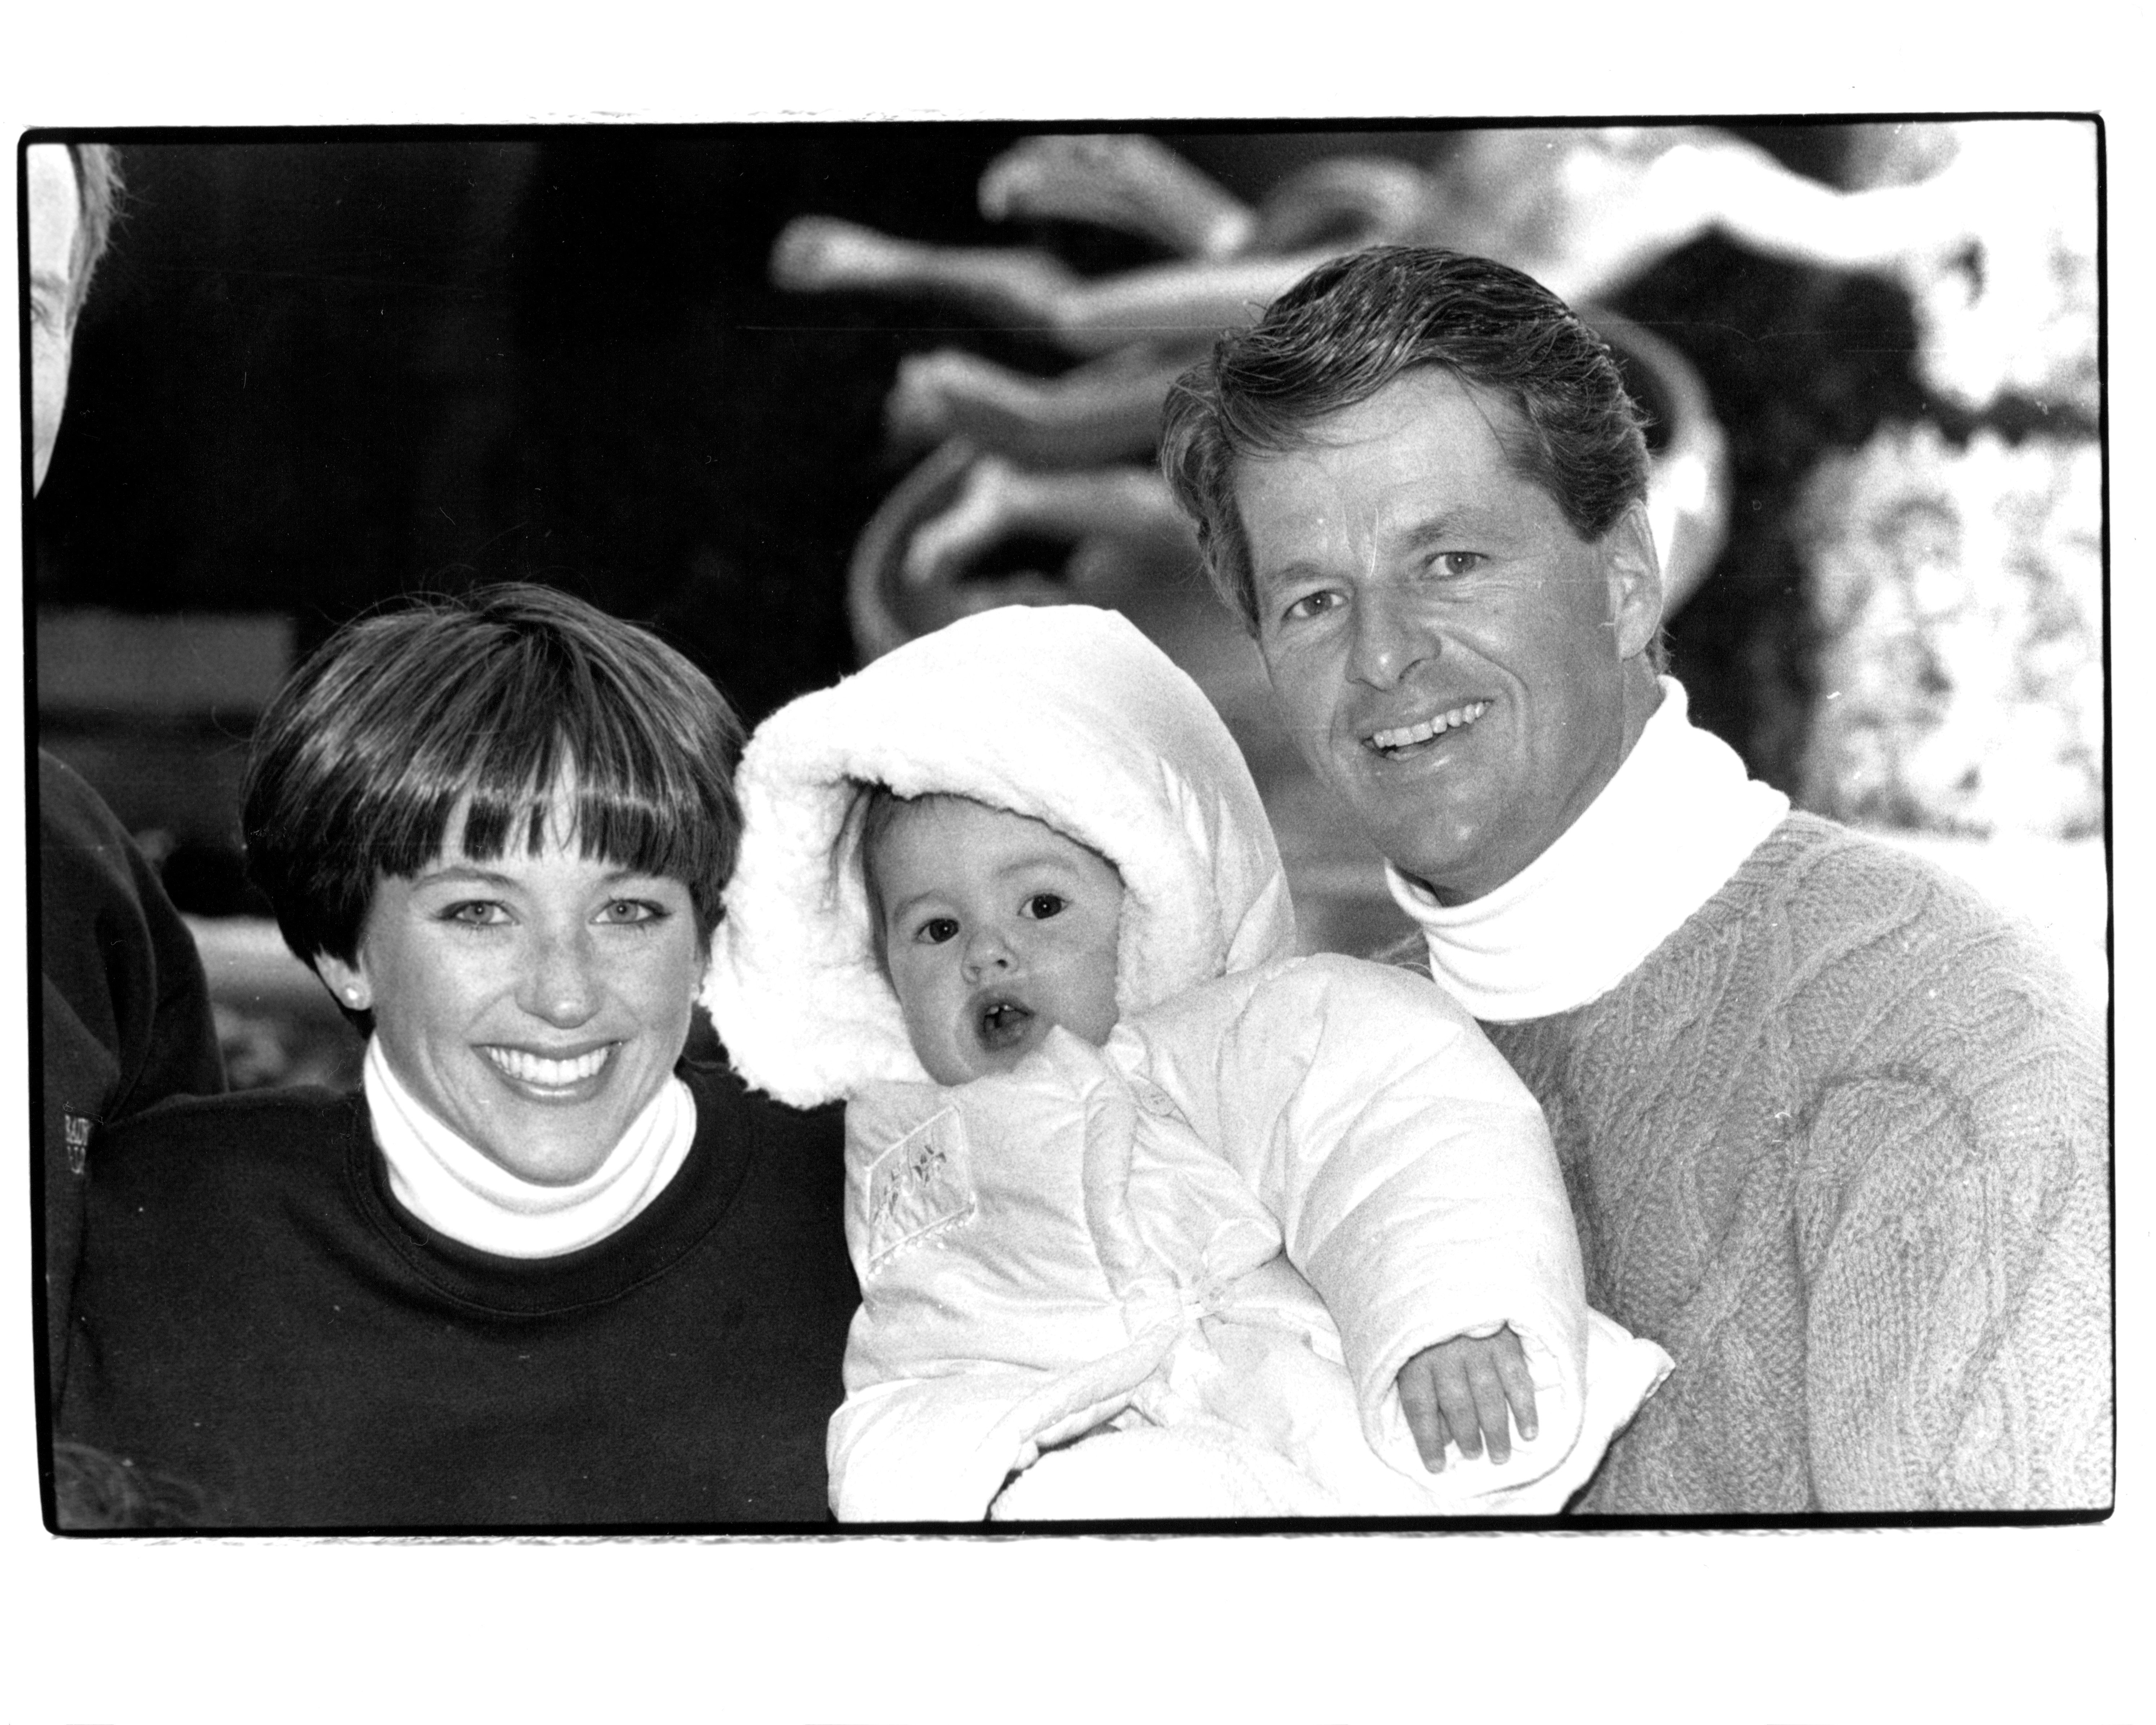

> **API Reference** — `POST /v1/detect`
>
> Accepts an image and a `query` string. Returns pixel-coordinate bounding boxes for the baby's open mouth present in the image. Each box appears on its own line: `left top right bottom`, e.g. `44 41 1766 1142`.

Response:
974 996 1035 1053
1366 700 1491 756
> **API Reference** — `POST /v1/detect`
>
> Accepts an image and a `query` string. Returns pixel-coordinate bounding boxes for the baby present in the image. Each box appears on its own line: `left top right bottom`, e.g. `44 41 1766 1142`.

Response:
707 604 1669 1519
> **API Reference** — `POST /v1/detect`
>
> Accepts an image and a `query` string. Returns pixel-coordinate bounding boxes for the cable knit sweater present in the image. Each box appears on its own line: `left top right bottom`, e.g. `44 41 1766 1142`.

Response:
1478 813 2109 1513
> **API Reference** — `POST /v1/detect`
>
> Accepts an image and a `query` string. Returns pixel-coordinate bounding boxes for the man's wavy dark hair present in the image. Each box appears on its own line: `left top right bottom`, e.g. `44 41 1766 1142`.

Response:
1159 245 1652 635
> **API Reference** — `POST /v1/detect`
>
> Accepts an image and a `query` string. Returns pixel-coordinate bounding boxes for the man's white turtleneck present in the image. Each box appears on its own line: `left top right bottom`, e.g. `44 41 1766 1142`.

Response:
1387 677 1789 1023
363 1037 697 1258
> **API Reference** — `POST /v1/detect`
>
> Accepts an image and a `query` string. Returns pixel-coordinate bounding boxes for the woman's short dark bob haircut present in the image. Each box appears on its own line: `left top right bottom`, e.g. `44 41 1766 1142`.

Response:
243 582 745 968
1160 245 1652 635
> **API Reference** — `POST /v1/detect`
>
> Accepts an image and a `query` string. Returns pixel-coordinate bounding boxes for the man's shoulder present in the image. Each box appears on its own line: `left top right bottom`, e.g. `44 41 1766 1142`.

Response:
1737 812 2059 953
1722 813 2100 1045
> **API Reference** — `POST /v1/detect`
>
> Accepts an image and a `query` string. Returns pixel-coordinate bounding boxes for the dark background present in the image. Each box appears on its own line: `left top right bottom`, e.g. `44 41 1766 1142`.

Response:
29 123 1954 914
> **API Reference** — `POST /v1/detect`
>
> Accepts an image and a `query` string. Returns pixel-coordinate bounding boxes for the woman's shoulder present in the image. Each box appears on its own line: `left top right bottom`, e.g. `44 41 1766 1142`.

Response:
92 1085 367 1197
687 1036 844 1152
108 1081 361 1136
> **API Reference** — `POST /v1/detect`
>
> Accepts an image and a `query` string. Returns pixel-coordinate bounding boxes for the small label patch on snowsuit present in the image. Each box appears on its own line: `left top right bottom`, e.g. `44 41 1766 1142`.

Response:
863 1105 977 1274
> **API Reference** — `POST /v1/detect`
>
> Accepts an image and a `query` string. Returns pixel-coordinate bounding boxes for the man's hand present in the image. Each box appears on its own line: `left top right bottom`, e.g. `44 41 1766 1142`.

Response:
1397 1327 1539 1470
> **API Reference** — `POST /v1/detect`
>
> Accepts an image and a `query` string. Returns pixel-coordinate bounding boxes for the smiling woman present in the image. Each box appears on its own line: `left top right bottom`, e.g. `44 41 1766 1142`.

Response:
54 585 859 1529
329 843 703 1187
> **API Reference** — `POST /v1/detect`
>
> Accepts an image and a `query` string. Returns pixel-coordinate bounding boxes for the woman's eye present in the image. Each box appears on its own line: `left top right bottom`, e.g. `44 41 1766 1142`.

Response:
916 916 960 945
598 899 664 925
444 901 507 926
1024 894 1067 920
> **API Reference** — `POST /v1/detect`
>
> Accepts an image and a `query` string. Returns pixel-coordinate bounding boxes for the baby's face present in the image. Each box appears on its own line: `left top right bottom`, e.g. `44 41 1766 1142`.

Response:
869 797 1124 1086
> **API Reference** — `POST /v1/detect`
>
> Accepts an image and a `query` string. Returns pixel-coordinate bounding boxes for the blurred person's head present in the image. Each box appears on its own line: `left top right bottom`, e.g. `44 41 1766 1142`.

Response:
27 142 121 494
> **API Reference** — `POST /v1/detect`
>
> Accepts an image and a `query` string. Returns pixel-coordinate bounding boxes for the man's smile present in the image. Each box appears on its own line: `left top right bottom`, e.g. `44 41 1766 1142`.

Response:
1364 699 1492 756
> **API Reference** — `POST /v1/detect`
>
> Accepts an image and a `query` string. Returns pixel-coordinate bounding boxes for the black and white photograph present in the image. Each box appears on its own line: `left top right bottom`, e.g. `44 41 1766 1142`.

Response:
8 32 2140 1721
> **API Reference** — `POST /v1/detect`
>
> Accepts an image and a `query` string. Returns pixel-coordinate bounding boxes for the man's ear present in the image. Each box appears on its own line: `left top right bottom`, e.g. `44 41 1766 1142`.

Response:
1600 500 1665 662
313 952 372 1014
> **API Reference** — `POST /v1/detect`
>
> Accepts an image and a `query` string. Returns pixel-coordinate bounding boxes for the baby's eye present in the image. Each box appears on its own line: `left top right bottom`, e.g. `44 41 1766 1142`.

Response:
914 916 960 945
1023 894 1067 920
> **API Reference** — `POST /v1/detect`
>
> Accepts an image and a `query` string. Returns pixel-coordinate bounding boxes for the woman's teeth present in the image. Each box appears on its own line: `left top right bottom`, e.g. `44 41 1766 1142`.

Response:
1370 701 1490 752
485 1045 612 1087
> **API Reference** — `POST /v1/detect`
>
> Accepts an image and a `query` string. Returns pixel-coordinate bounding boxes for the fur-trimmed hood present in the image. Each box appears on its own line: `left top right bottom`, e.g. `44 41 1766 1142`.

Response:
704 606 1295 1108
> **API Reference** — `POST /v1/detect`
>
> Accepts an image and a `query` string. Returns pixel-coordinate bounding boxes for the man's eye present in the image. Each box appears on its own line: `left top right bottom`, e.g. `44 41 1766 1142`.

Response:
916 917 960 944
1281 590 1340 624
1432 551 1483 577
1024 894 1066 920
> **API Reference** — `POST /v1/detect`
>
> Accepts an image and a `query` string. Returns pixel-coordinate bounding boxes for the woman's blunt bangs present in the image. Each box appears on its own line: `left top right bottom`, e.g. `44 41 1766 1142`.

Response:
243 586 743 965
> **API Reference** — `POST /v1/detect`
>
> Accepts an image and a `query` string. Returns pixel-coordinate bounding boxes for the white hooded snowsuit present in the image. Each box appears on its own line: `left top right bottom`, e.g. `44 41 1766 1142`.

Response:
706 606 1670 1519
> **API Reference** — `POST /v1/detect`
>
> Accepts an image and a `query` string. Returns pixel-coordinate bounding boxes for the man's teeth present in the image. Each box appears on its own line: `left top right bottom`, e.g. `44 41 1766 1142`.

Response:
485 1045 611 1087
1370 702 1490 751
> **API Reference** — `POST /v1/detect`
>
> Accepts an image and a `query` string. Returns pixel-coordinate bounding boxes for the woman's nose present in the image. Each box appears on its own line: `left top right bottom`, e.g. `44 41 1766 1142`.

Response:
520 926 601 1026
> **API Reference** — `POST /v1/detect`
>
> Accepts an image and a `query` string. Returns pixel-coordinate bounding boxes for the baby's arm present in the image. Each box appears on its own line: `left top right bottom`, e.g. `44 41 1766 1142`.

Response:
1397 1327 1539 1469
1123 955 1585 1451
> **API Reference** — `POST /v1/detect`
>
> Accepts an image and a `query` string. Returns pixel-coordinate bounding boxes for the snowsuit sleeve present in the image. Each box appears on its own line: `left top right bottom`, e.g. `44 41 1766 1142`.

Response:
1118 953 1659 1481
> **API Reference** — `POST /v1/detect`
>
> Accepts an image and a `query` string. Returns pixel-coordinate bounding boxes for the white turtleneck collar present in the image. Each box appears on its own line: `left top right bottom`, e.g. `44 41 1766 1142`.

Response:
1386 677 1790 1023
363 1037 698 1258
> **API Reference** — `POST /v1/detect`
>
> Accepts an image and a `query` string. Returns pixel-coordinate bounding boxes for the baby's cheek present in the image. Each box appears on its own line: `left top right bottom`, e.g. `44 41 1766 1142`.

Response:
1068 962 1123 1047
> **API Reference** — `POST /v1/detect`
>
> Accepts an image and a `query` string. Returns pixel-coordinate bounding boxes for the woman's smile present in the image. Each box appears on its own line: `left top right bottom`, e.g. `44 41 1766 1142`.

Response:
480 1041 618 1095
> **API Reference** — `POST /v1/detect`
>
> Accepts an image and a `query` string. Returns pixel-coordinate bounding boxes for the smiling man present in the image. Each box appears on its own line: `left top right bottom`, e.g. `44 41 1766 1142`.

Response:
1161 246 2109 1514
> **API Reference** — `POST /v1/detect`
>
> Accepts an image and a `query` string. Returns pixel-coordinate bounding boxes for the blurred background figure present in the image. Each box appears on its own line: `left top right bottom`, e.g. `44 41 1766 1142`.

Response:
31 140 228 1393
29 142 119 490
